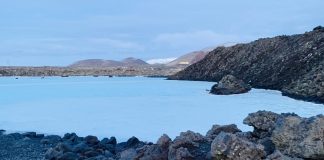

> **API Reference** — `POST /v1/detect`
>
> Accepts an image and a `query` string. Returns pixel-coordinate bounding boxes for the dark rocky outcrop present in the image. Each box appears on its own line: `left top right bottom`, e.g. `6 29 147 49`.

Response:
210 132 266 160
0 111 323 159
168 131 210 160
169 26 324 103
206 124 241 140
271 114 324 159
210 75 251 95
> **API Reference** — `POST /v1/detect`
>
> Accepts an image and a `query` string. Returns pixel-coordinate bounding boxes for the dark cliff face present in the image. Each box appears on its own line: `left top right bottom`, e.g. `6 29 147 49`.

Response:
169 27 324 103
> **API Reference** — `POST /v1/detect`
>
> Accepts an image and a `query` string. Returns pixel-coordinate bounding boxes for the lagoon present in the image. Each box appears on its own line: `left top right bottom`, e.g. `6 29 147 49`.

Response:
0 76 322 142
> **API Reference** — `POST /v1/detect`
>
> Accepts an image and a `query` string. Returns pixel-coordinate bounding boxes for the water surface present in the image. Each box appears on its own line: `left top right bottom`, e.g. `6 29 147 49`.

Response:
0 76 323 141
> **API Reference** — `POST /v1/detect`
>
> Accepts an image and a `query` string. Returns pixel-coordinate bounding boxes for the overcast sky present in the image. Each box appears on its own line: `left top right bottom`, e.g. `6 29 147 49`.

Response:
0 0 323 66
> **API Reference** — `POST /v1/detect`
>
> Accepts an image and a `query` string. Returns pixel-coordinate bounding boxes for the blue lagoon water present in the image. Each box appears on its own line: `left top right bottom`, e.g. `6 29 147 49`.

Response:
0 76 323 141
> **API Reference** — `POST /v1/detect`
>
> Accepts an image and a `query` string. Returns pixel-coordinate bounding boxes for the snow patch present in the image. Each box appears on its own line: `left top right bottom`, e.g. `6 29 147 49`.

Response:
146 57 177 64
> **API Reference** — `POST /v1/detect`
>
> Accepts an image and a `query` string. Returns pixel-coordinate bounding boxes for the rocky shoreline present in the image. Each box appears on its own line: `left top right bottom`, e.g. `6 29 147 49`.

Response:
169 27 324 104
0 111 323 160
0 66 182 77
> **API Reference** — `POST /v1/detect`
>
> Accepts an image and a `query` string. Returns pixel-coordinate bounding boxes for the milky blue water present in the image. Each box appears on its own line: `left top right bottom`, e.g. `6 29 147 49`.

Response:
0 76 323 142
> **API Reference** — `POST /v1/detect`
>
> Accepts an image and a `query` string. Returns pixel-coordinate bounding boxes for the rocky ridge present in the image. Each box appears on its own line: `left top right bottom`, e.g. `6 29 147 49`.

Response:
0 111 323 159
169 26 324 103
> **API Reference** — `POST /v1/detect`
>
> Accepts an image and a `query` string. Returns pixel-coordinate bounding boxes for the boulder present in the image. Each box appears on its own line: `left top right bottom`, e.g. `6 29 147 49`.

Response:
100 137 117 146
35 134 45 139
72 142 92 153
85 135 99 146
41 135 62 144
45 148 63 160
313 25 324 32
22 132 36 138
126 136 140 147
56 142 73 153
210 75 251 95
135 144 168 160
271 114 324 159
135 135 171 160
174 147 194 160
119 148 137 160
210 132 266 160
206 124 241 140
84 150 100 158
168 131 210 160
0 129 5 135
115 136 145 153
7 133 23 140
243 111 281 138
266 150 302 160
157 134 171 149
63 133 79 143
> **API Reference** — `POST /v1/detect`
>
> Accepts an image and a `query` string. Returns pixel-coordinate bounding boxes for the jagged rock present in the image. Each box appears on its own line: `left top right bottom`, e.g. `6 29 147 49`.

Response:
7 133 23 140
119 148 137 160
56 142 73 153
271 114 324 159
157 134 171 148
72 142 92 153
84 150 100 158
44 148 63 160
22 132 36 138
266 150 302 160
99 140 116 153
135 135 171 160
22 137 31 141
136 144 168 160
85 135 99 146
169 131 210 160
126 136 140 147
104 150 114 158
63 133 79 143
243 111 281 138
210 75 251 95
313 26 324 32
41 135 62 144
206 124 241 140
100 137 117 146
36 134 45 139
175 147 194 160
115 137 145 154
210 132 266 160
0 129 5 135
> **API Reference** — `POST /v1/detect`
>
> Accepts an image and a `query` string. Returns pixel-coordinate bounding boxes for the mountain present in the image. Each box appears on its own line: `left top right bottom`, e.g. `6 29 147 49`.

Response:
169 26 324 103
69 57 148 68
121 57 148 66
69 59 123 68
166 49 211 67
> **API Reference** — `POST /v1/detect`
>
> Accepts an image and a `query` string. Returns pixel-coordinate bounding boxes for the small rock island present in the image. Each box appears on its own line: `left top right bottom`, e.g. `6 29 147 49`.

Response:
210 75 251 95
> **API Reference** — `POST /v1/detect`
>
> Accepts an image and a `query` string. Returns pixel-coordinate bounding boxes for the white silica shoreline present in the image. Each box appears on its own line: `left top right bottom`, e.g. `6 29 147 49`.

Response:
0 76 323 142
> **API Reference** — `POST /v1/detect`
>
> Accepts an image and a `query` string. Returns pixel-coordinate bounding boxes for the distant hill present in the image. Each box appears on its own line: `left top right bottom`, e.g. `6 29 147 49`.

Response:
166 48 212 67
69 57 149 68
121 57 148 66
